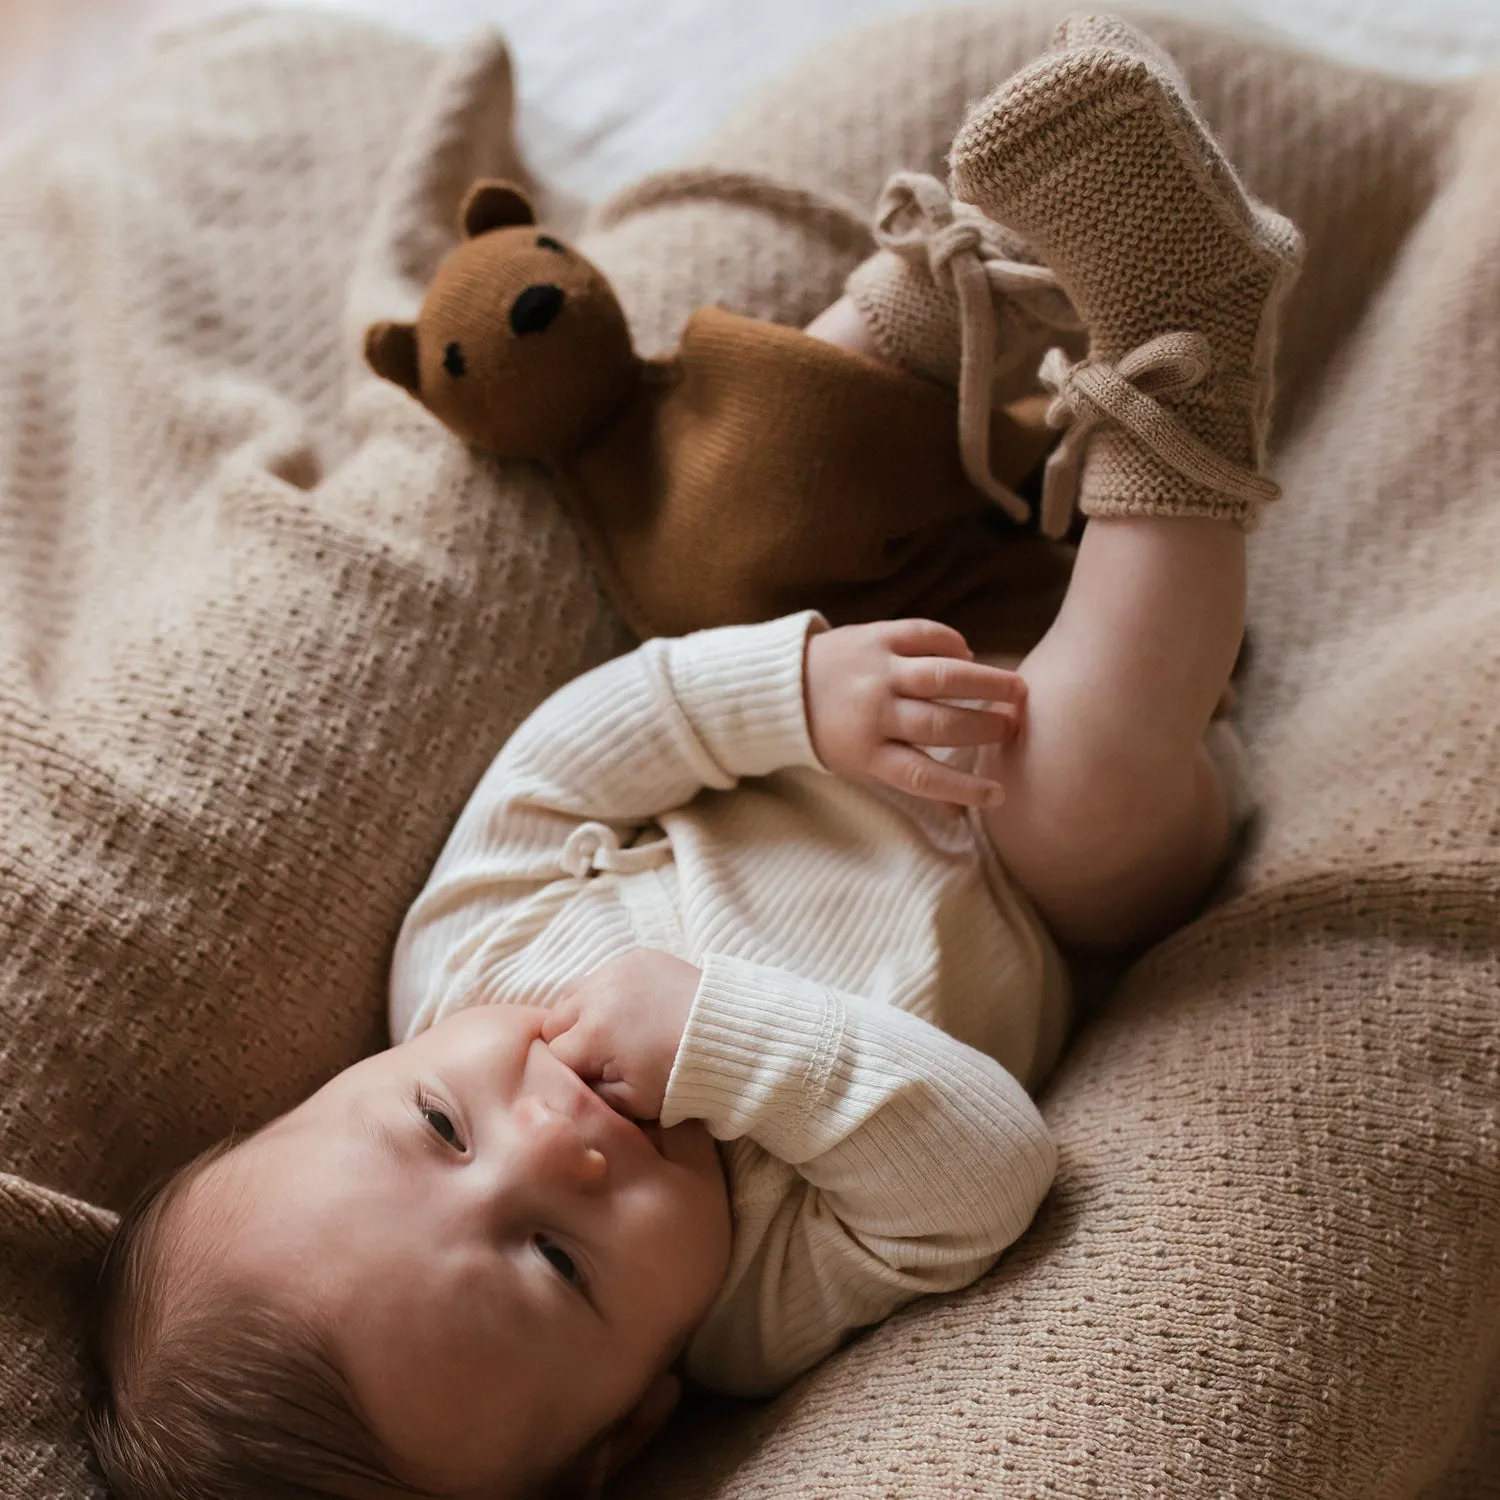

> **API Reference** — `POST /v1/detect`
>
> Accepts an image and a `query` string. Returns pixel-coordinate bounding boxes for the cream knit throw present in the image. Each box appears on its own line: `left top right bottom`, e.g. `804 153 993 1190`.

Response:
1 7 1498 1499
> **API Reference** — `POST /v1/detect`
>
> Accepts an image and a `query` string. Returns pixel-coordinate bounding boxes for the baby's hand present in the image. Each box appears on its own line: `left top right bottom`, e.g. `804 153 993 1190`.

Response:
541 949 701 1120
805 619 1024 808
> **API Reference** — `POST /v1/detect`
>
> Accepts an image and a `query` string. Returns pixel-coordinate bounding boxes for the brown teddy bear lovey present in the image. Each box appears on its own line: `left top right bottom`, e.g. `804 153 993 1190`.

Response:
364 179 1071 655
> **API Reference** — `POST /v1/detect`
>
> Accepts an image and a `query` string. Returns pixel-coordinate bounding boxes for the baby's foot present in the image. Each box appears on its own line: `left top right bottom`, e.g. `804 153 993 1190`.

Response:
844 171 1079 404
802 293 895 367
834 172 1083 525
948 14 1303 534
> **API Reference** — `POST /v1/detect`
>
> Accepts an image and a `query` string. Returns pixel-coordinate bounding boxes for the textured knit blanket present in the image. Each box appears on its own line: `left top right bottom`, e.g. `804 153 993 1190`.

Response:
1 6 1497 1498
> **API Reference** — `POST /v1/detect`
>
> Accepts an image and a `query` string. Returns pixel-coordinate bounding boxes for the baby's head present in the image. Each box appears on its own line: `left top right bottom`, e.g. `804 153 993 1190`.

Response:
90 1006 733 1498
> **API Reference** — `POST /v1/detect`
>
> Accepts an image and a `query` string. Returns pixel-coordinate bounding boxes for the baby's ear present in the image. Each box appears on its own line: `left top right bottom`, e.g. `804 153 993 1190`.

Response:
364 321 420 395
460 178 535 238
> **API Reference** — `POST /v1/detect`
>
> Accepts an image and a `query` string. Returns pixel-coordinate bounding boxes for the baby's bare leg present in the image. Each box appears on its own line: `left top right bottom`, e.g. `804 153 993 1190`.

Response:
802 308 1244 951
977 516 1240 951
803 295 886 363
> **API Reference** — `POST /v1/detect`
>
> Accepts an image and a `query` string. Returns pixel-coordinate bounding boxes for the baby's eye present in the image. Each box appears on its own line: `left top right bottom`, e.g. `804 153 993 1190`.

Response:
422 1105 461 1149
535 1235 583 1288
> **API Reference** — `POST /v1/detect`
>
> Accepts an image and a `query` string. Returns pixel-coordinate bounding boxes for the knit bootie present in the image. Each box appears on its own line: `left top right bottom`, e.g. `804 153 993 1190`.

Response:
844 171 1082 524
948 14 1303 538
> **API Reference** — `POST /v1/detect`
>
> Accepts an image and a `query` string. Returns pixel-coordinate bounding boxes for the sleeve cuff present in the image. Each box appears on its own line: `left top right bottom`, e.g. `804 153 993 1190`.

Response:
660 953 842 1156
661 954 1057 1194
665 611 828 782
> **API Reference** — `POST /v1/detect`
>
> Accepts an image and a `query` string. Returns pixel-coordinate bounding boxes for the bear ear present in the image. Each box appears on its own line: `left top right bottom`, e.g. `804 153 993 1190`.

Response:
364 321 420 396
460 179 536 238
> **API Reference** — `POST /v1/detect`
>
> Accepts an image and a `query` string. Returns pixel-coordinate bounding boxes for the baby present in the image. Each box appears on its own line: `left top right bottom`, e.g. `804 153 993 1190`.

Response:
88 16 1300 1500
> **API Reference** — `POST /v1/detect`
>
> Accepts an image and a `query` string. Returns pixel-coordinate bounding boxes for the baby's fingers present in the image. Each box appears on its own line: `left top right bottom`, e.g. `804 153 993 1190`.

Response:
881 618 974 661
868 743 1005 807
884 697 1019 748
590 1078 643 1117
893 656 1028 706
544 1011 606 1081
540 999 581 1045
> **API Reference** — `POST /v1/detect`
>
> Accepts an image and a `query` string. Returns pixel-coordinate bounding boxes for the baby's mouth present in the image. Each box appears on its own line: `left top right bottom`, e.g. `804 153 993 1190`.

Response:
542 1041 664 1161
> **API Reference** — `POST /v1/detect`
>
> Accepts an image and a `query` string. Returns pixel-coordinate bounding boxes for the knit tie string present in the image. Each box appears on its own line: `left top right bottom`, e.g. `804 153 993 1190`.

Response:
559 821 672 878
1036 334 1282 539
873 172 1078 526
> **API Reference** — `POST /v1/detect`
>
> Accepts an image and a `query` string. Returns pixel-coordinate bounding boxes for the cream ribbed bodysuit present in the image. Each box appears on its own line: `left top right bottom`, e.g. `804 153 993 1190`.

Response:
391 610 1069 1396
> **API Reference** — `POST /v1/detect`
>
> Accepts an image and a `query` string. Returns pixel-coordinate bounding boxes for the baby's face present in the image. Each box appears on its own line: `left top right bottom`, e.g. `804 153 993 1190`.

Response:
189 1005 733 1494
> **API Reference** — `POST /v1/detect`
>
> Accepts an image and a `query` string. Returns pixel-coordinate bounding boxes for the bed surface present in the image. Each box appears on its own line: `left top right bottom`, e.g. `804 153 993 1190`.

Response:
6 1 1500 196
289 0 1500 202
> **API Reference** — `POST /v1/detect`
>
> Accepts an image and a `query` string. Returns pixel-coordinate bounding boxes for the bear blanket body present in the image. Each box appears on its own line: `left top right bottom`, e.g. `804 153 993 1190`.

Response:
365 179 1069 655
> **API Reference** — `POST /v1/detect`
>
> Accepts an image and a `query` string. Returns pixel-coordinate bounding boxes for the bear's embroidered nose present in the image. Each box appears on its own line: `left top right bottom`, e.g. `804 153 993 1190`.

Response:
510 284 565 335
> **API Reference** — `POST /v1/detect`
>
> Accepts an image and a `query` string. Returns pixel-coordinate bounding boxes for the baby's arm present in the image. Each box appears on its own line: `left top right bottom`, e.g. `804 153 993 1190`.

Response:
392 613 1023 1037
392 610 824 1035
546 948 1056 1398
672 955 1057 1396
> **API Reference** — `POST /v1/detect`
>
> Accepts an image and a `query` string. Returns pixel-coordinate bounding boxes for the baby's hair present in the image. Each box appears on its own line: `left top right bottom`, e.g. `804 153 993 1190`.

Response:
88 1138 426 1500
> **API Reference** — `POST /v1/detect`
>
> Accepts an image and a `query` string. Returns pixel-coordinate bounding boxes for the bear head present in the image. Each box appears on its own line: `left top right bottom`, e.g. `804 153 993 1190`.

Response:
365 180 638 460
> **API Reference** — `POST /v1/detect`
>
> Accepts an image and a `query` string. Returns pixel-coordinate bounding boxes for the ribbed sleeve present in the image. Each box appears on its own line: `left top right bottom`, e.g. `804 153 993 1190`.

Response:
390 612 827 1036
668 954 1057 1396
666 611 829 781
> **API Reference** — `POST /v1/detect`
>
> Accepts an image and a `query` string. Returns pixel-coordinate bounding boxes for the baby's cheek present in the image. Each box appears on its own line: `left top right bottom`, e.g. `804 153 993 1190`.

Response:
620 1163 727 1306
671 1145 734 1297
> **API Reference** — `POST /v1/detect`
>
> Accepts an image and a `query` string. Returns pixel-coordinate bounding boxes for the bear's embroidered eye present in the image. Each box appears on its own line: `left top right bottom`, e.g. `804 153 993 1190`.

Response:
443 341 466 377
510 284 565 336
536 235 566 253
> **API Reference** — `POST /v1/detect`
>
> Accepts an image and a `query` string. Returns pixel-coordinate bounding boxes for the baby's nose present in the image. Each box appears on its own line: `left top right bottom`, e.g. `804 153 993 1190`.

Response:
510 283 565 336
512 1097 607 1189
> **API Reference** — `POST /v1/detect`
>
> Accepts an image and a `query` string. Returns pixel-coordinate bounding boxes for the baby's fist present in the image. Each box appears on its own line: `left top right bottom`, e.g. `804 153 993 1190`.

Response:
542 949 701 1120
804 619 1024 807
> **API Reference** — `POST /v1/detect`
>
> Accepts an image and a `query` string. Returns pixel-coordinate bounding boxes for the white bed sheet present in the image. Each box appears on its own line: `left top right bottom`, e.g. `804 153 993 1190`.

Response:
271 0 1500 203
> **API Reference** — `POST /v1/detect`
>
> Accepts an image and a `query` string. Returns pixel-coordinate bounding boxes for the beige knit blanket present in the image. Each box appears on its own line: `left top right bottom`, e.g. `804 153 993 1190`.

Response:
1 7 1496 1498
